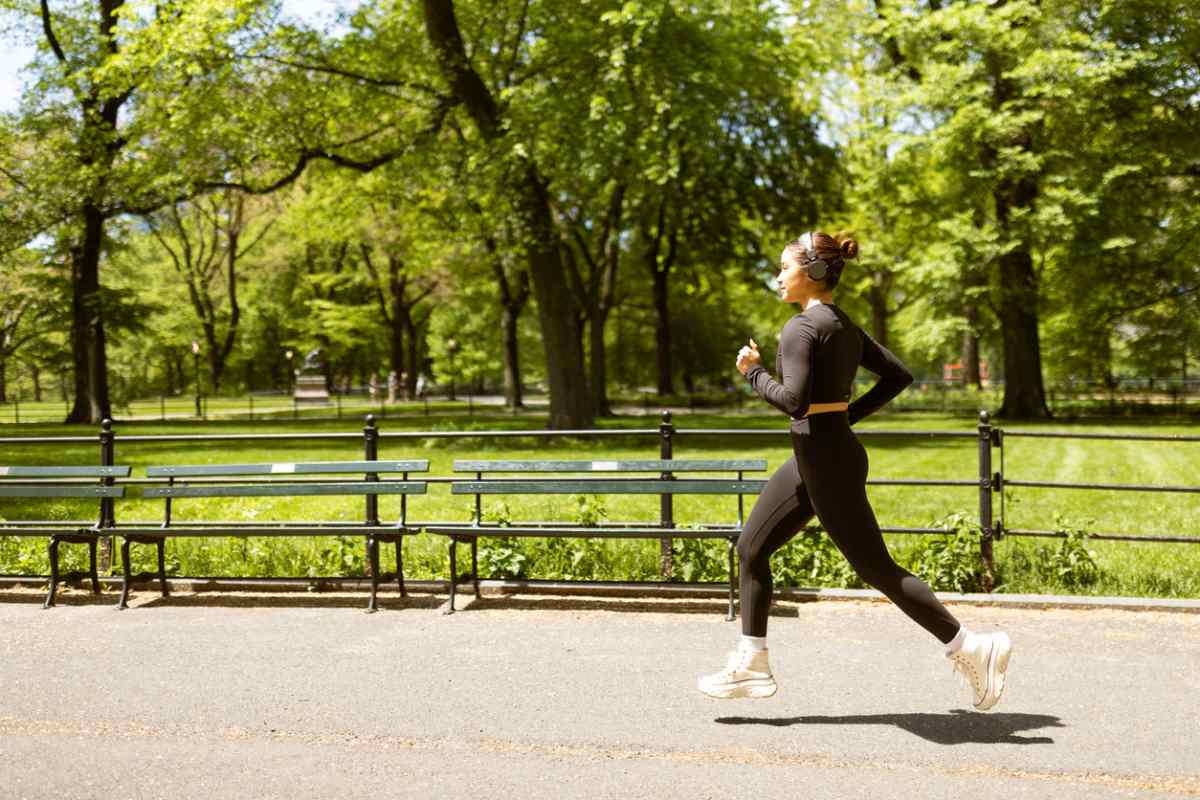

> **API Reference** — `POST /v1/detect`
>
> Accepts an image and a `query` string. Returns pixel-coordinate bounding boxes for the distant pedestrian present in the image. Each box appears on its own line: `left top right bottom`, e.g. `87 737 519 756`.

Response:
415 373 427 400
698 231 1012 712
368 372 379 401
387 370 398 403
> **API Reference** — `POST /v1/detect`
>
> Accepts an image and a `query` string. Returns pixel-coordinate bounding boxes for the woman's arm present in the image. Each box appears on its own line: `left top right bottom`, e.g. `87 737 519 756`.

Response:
745 317 815 418
847 328 913 425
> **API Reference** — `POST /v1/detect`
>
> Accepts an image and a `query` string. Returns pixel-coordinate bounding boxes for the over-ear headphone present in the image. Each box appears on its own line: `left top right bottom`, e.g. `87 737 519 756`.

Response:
799 232 829 280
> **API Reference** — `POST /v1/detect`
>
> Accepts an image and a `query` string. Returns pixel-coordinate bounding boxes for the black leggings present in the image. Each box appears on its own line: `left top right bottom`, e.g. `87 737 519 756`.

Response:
737 418 961 643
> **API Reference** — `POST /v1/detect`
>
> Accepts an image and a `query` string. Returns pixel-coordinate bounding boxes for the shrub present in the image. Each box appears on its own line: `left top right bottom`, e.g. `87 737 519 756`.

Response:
907 512 986 593
773 527 863 588
672 533 730 583
1044 513 1101 589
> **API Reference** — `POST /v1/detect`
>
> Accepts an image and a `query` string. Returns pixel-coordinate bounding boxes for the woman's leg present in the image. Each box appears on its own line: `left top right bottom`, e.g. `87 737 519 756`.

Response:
736 455 816 637
800 436 961 644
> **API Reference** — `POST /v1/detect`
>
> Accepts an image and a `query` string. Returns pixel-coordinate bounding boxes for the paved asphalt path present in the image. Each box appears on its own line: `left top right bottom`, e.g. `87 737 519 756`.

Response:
1 588 1198 799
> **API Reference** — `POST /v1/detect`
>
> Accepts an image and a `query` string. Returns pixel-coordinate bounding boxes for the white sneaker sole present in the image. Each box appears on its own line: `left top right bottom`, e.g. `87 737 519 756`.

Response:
975 632 1012 712
698 677 778 700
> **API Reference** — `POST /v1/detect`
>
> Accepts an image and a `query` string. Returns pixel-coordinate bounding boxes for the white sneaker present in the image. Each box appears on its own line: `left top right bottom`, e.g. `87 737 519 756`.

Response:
947 631 1012 711
698 648 778 699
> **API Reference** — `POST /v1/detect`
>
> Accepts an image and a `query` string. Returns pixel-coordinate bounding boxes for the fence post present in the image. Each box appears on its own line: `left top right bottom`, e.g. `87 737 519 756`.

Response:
99 419 116 573
977 410 996 592
659 410 674 580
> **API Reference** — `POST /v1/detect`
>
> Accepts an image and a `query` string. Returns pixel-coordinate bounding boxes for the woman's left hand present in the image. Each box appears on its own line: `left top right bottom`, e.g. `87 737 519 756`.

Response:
736 338 761 376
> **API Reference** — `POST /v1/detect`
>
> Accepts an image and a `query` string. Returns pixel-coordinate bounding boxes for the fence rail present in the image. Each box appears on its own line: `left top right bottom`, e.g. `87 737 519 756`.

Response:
2 411 1198 590
4 376 1200 424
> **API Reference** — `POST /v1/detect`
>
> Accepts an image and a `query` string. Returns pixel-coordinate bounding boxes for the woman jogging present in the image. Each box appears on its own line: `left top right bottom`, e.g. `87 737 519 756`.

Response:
697 232 1012 711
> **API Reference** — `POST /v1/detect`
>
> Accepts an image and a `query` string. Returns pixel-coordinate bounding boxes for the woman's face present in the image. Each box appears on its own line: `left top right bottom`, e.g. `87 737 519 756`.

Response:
775 249 810 304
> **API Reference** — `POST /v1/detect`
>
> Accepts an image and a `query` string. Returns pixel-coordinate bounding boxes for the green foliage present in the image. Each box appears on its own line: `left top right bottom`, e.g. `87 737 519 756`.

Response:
476 500 528 579
478 537 529 580
309 535 365 578
772 528 863 589
906 512 986 593
570 495 608 527
671 536 730 584
1044 513 1102 589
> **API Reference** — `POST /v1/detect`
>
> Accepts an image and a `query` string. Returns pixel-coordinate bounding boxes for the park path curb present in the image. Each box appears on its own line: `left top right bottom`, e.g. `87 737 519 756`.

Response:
2 575 1198 613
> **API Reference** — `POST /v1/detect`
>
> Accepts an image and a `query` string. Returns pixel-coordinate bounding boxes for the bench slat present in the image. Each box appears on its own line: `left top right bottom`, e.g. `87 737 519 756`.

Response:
451 480 766 495
143 482 427 499
0 466 131 478
453 459 767 473
146 461 429 478
0 486 126 498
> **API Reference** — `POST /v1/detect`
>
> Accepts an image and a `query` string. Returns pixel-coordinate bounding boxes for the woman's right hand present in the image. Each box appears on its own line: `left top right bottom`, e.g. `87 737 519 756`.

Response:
736 338 761 376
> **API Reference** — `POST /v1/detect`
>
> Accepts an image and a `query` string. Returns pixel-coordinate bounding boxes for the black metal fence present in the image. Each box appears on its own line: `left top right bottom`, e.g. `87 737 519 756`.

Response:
2 411 1198 588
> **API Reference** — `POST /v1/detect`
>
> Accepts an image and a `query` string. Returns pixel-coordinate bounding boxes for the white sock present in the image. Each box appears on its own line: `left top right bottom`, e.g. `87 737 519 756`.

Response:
945 626 972 655
739 635 767 652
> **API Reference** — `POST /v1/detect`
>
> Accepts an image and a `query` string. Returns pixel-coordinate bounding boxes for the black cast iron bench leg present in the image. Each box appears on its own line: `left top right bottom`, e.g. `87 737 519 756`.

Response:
156 538 169 599
446 537 458 614
89 539 101 594
43 536 61 609
367 536 381 613
727 537 737 622
118 538 133 610
472 538 480 599
396 538 406 598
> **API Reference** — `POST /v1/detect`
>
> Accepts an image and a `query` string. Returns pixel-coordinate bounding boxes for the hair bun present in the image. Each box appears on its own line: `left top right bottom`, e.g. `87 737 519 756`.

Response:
838 237 859 260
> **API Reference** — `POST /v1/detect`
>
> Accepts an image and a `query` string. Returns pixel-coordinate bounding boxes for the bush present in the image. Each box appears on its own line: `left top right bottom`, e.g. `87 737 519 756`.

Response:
476 500 529 579
671 534 730 583
773 528 863 589
906 512 986 593
1044 513 1101 589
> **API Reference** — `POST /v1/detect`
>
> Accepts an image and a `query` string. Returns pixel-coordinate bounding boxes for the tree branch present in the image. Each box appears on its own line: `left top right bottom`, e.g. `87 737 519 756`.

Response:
360 243 393 324
39 0 67 64
422 0 502 140
247 53 443 96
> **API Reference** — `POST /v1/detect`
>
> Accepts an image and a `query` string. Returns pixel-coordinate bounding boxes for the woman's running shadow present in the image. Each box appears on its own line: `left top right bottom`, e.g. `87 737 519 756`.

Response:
715 709 1062 745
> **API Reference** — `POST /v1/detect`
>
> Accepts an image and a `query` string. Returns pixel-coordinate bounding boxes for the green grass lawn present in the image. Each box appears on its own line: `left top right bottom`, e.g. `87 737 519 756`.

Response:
2 408 1198 597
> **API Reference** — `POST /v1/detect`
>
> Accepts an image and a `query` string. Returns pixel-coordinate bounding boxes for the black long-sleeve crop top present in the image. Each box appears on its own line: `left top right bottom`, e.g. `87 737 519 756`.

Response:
745 303 913 427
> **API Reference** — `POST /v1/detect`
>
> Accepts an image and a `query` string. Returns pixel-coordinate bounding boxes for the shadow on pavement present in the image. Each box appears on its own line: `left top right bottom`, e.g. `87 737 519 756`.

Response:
0 590 113 607
715 709 1063 745
463 595 798 617
134 593 445 610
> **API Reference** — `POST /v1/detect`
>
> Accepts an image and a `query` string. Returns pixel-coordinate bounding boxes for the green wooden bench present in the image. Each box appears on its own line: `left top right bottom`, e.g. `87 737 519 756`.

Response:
119 459 430 611
441 459 767 617
0 465 131 608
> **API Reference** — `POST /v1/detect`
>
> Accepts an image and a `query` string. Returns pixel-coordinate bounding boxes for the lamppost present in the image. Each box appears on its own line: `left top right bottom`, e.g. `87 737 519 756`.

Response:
191 340 202 417
285 349 294 396
446 337 460 401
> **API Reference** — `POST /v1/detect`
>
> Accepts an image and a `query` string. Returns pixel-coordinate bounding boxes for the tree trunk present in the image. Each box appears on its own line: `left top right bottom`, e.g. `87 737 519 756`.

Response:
0 356 6 403
500 304 524 408
589 307 612 416
962 304 982 389
32 363 42 402
995 248 1050 418
400 308 424 398
66 203 112 424
520 169 593 427
483 239 528 410
868 272 890 347
652 266 673 397
985 30 1049 420
423 0 592 428
389 292 405 381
